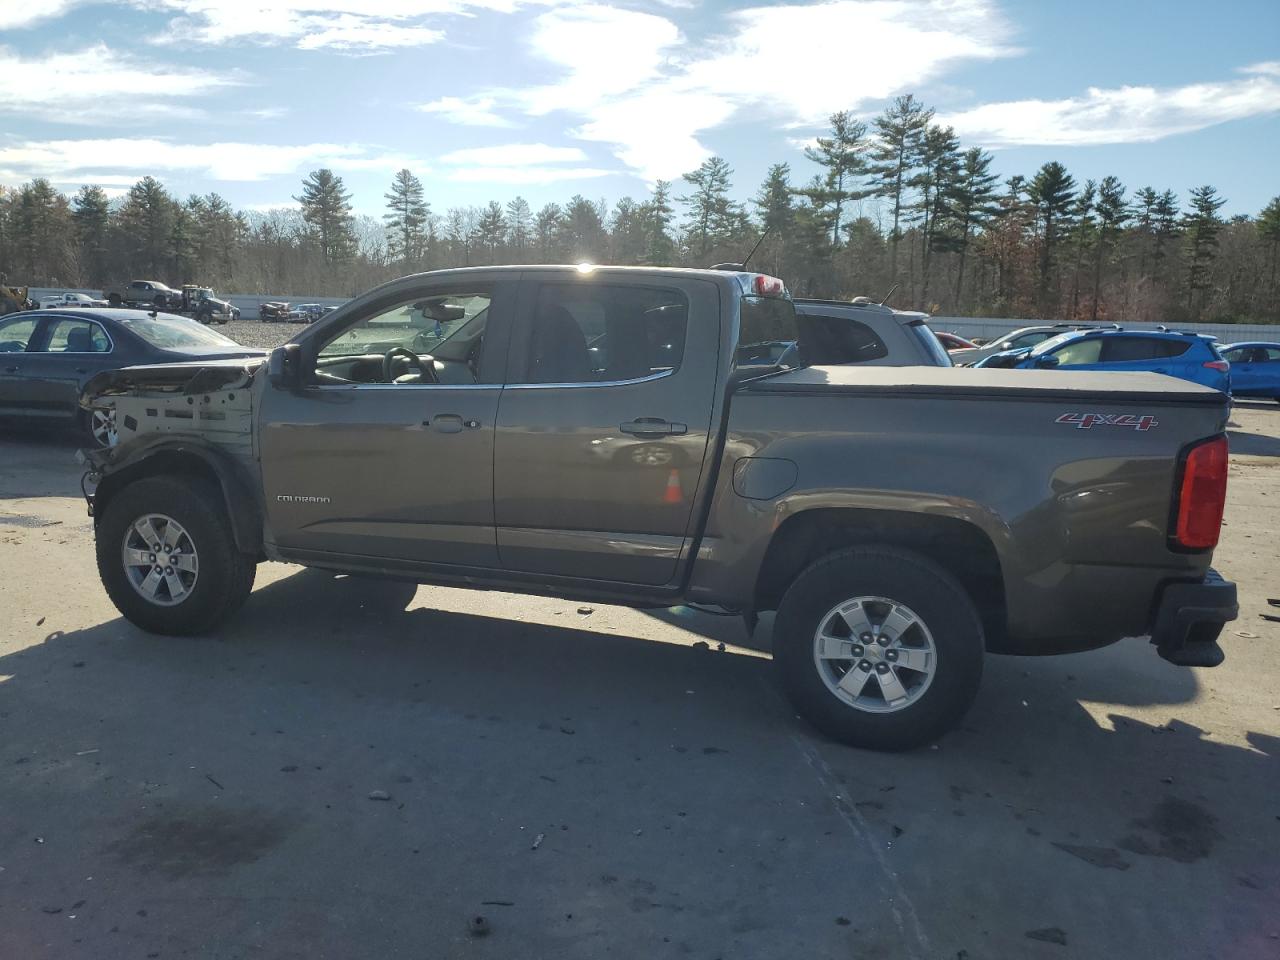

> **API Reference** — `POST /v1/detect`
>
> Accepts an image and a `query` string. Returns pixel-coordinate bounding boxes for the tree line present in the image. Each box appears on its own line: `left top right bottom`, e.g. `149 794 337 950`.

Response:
2 93 1278 323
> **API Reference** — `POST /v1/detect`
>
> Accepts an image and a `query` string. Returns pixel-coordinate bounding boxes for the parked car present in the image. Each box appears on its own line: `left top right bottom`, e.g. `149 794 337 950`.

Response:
1219 342 1280 401
0 308 263 447
259 301 292 322
39 292 108 310
949 323 1105 365
975 328 1231 392
80 266 1236 751
933 331 979 353
293 303 336 323
102 280 183 309
793 299 952 366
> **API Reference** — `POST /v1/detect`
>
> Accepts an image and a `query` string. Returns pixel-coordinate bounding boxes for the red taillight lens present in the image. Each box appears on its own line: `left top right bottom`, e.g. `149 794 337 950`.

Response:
1174 436 1228 549
753 274 785 297
1202 360 1229 372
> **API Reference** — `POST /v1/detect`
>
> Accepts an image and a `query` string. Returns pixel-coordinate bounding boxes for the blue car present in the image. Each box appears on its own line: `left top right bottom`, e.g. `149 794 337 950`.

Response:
975 328 1231 392
1219 342 1280 402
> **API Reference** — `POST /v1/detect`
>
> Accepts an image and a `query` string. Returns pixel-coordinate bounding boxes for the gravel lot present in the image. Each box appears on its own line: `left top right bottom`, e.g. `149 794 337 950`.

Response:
0 402 1277 959
213 317 313 350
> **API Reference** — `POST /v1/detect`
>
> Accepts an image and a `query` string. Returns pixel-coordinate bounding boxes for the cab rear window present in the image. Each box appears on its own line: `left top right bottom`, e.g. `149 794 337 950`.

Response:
738 296 801 369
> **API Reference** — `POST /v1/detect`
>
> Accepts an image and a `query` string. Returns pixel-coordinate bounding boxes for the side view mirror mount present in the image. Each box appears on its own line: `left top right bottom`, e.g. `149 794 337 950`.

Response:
267 343 303 389
1034 354 1060 369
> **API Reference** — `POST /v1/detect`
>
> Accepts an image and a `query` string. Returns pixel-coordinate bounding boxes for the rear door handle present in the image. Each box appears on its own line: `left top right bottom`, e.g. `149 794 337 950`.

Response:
621 418 687 437
3 366 16 374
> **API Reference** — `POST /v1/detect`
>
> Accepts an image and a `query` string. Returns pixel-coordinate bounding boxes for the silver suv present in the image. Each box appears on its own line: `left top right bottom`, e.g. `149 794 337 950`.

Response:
793 298 951 367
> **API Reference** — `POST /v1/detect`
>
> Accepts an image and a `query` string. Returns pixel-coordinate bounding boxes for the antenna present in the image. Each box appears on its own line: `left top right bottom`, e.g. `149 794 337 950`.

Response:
709 226 771 272
879 282 899 306
740 226 770 270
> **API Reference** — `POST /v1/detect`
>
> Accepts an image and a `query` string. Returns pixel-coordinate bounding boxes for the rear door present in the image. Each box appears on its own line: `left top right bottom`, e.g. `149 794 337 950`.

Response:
492 274 720 586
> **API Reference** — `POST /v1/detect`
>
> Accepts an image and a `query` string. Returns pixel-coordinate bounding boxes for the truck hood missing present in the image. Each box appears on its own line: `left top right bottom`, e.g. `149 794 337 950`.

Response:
744 364 1227 405
81 355 267 406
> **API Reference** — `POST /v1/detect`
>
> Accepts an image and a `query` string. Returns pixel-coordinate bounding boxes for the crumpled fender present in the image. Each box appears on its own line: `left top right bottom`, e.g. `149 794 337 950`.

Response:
87 435 263 555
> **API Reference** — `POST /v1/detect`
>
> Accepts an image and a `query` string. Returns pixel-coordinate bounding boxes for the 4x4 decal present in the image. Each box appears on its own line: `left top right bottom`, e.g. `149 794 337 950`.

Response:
1056 413 1159 431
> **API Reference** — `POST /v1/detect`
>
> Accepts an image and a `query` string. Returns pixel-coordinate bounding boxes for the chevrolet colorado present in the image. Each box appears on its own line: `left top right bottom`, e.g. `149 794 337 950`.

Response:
79 266 1238 750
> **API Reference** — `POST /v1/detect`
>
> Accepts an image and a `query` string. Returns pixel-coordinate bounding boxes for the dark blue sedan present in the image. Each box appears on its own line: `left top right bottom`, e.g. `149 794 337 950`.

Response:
0 309 263 446
1219 342 1280 401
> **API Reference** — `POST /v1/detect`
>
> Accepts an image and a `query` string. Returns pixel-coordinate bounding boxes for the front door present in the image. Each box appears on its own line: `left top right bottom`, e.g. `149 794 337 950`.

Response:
493 274 720 586
259 278 514 568
0 314 44 416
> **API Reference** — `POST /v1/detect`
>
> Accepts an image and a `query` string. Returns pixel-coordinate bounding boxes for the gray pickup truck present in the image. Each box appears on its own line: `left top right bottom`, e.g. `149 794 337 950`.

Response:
79 266 1237 750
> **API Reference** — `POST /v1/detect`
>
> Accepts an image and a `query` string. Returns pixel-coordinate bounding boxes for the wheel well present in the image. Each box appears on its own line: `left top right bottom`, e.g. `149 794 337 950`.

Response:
754 508 1007 649
95 449 262 556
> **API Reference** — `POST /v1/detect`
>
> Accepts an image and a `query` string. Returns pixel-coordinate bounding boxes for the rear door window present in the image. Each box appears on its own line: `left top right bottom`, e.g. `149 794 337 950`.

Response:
1263 347 1280 362
1101 337 1187 362
41 318 111 353
513 283 688 384
796 315 889 365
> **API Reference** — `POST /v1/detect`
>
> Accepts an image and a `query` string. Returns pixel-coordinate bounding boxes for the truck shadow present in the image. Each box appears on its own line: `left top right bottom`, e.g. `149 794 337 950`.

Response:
1 568 1275 958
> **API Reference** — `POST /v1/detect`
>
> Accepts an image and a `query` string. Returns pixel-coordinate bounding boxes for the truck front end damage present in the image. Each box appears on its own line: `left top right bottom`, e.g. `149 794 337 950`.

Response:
79 359 263 516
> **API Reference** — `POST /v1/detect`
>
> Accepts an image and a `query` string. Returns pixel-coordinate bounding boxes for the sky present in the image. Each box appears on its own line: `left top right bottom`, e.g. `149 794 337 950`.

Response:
0 0 1277 220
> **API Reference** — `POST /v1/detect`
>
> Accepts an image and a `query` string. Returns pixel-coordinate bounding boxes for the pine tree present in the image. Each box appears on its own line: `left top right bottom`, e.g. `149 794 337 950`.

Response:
641 181 676 265
506 197 533 254
940 147 999 307
803 111 868 247
679 156 734 261
866 94 932 280
295 168 355 266
169 201 197 282
476 201 507 263
1257 195 1280 294
118 176 175 278
1028 161 1077 316
71 185 111 286
608 197 647 263
1090 176 1128 320
1182 185 1226 317
199 193 241 286
383 169 428 268
14 179 73 284
558 195 605 261
534 203 563 261
1068 180 1097 319
912 124 960 308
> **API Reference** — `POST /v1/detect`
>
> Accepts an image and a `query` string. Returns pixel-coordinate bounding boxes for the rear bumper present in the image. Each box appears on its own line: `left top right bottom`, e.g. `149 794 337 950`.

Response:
1149 569 1237 667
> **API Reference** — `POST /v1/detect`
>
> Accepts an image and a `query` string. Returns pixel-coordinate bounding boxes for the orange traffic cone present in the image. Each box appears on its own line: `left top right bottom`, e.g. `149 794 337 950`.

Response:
663 468 683 504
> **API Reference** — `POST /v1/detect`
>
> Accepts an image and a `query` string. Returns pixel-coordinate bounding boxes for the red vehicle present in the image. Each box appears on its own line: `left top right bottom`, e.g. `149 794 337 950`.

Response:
934 331 979 352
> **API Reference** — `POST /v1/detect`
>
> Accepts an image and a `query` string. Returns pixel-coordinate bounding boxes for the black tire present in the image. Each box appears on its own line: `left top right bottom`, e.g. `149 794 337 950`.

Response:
96 475 255 635
773 546 984 751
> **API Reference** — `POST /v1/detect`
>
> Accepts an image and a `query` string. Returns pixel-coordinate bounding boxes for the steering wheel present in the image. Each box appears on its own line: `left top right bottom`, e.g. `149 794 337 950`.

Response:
382 346 438 383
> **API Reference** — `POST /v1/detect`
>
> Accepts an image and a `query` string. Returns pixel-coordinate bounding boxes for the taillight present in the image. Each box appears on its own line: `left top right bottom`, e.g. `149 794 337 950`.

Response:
752 274 785 297
1202 360 1229 373
1173 436 1228 550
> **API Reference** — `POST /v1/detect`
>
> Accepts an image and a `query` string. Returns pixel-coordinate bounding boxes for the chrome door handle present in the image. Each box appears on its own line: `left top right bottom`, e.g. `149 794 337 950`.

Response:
621 418 686 437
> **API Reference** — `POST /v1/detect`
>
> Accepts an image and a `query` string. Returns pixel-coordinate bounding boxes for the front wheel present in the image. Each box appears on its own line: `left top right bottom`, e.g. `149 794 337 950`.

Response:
82 407 118 448
96 476 255 635
773 547 985 751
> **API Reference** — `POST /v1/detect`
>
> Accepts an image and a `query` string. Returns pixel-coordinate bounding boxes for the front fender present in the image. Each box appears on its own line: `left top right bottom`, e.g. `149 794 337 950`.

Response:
87 436 263 555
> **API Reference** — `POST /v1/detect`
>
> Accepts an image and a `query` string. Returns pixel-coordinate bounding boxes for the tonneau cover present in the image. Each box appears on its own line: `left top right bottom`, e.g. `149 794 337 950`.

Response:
746 365 1226 406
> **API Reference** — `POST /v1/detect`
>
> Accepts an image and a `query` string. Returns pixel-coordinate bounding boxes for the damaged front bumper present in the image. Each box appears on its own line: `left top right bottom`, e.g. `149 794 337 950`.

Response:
1150 569 1238 667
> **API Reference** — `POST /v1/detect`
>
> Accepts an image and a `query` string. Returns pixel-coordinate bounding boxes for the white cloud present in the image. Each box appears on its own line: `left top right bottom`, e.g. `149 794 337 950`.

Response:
943 64 1280 146
145 0 540 53
416 96 514 127
445 166 612 184
0 44 241 122
0 1 83 29
439 143 588 166
425 0 1016 182
0 139 424 185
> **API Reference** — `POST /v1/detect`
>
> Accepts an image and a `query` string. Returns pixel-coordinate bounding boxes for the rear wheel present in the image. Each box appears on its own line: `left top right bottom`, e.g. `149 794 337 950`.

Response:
773 546 985 751
96 476 255 635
